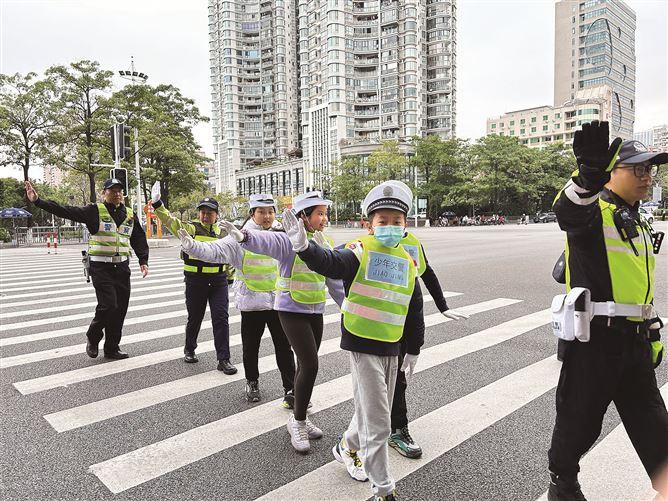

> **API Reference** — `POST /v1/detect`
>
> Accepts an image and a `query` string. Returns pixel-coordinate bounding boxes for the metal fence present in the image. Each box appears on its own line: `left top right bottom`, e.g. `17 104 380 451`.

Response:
4 226 89 248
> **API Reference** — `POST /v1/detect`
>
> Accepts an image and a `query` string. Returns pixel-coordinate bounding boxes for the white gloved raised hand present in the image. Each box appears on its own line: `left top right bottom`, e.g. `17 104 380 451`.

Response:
282 210 308 252
150 181 161 204
442 309 470 320
313 230 332 250
220 220 244 243
400 354 419 381
177 228 195 253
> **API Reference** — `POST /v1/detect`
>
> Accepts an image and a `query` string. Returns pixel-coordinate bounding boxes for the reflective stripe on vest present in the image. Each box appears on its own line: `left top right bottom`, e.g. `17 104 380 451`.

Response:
342 235 416 343
239 250 278 292
401 232 426 276
276 233 333 304
598 199 654 319
181 222 234 276
88 204 134 257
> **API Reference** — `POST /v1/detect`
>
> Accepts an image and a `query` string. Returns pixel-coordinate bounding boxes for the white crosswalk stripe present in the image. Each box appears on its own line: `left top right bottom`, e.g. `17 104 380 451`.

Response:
1 251 663 501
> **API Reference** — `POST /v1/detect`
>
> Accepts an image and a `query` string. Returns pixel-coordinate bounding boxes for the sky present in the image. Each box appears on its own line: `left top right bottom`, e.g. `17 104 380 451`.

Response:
1 0 666 181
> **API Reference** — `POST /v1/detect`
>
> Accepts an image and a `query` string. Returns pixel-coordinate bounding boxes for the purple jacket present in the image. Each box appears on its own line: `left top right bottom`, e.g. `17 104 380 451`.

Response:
241 229 345 314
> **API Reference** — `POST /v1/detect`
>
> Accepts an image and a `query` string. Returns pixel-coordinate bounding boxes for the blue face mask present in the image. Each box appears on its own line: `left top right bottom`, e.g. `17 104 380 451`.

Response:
373 225 405 248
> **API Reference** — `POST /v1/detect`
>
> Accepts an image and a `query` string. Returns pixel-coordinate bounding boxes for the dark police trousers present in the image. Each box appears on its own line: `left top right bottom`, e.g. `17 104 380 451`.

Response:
87 261 131 353
184 273 230 361
391 348 409 431
549 323 668 488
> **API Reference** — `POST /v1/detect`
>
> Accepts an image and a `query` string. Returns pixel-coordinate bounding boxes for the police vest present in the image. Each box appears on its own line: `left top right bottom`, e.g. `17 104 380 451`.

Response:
400 232 426 276
239 250 278 292
88 204 134 257
181 222 234 277
342 235 417 343
276 233 333 304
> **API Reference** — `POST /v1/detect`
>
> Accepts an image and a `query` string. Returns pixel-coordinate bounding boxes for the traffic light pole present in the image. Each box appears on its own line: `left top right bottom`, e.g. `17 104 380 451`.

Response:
133 127 144 227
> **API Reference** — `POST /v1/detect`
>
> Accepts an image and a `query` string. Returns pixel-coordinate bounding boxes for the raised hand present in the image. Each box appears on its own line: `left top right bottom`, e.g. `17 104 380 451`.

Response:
25 181 38 202
572 121 623 172
178 228 196 253
150 181 161 204
219 221 244 242
282 210 308 252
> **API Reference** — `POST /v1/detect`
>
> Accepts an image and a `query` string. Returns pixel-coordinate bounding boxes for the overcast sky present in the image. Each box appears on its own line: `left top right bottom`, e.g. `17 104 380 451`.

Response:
1 0 666 180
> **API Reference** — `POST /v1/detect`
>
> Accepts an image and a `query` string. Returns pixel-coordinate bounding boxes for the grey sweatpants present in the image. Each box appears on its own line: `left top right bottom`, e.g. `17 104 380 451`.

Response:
343 351 399 497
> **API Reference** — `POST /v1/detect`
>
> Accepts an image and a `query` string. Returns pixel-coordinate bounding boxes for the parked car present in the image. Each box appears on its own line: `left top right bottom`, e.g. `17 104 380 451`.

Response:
639 207 654 224
534 212 557 223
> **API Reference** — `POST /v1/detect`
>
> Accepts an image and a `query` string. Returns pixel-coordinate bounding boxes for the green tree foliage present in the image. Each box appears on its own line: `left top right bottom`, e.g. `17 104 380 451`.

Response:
45 60 115 203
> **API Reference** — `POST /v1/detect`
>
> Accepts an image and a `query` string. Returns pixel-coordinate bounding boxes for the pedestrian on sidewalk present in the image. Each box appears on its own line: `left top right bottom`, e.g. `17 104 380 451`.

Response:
151 182 237 375
282 181 425 501
25 178 149 360
176 193 297 405
547 121 668 501
220 191 345 454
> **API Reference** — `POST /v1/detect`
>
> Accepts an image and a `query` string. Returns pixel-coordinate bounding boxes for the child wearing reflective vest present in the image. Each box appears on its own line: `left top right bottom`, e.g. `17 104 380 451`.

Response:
282 181 425 501
219 191 345 455
177 194 297 406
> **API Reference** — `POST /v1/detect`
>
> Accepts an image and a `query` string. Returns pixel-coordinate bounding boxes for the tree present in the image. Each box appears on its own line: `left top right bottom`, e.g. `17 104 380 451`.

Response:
533 142 576 211
0 72 57 220
46 60 114 203
108 83 209 209
331 156 372 218
366 140 407 182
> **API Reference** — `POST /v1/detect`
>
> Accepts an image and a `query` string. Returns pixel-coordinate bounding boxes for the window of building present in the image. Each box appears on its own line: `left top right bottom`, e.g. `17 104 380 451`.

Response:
555 124 561 129
520 118 526 124
510 120 515 126
531 117 536 123
510 130 515 136
555 113 561 119
531 127 536 133
543 115 548 121
491 123 496 129
520 128 525 134
543 125 548 131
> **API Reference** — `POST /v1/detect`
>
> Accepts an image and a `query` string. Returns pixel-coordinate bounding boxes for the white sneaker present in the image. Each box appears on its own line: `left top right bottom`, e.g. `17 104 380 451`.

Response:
305 417 323 439
332 436 367 482
287 414 310 453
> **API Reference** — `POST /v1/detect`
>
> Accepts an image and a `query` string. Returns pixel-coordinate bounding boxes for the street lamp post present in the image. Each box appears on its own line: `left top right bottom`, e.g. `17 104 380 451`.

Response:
118 56 149 227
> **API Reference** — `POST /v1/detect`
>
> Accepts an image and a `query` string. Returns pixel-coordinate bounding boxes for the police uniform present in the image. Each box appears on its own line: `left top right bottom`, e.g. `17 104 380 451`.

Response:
294 181 424 501
34 178 149 359
548 134 668 500
153 196 237 373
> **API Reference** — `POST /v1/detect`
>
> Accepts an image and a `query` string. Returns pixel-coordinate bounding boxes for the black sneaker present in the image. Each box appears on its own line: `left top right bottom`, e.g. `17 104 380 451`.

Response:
282 390 295 409
388 426 422 458
547 472 587 501
246 380 260 402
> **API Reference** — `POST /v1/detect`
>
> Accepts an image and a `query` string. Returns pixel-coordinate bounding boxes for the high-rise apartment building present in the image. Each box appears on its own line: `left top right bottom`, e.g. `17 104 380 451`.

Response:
209 0 457 195
554 0 636 139
634 125 668 152
208 0 300 195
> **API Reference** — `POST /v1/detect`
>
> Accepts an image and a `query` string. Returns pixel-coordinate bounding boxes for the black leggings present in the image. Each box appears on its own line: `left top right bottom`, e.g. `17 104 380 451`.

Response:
278 311 324 421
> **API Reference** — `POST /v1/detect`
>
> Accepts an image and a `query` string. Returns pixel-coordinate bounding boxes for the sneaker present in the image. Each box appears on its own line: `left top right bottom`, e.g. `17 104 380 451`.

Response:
547 472 587 501
281 390 313 410
246 380 261 403
332 436 367 482
217 359 238 375
304 417 323 440
286 414 310 453
374 490 398 501
282 390 295 409
388 426 422 459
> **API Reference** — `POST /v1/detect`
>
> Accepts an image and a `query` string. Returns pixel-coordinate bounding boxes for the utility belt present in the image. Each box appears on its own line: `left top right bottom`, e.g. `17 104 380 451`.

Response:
89 255 129 263
551 287 655 342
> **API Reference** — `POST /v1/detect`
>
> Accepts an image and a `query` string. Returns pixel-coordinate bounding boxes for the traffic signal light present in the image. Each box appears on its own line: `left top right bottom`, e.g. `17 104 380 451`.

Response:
110 124 133 160
110 168 129 196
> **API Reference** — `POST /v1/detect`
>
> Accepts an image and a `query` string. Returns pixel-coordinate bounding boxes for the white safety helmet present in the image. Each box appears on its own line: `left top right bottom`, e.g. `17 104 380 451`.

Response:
248 193 277 212
361 180 413 217
292 190 332 215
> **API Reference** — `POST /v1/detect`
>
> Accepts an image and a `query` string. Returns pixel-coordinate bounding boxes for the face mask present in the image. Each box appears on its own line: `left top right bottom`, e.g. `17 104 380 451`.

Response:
373 225 405 248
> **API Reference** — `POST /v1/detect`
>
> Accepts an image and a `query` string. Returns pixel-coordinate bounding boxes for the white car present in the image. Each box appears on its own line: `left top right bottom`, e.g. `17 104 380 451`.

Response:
639 207 654 225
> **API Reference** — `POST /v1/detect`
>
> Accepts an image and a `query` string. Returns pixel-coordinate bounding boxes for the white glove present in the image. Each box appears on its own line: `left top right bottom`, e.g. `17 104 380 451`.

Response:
220 220 244 243
442 309 470 320
313 230 332 250
150 181 161 204
282 210 308 252
177 229 195 253
400 354 419 381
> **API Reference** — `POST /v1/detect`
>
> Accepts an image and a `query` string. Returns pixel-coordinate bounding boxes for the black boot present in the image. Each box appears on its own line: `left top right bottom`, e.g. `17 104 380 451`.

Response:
184 351 198 363
217 359 237 375
548 472 586 501
246 380 260 402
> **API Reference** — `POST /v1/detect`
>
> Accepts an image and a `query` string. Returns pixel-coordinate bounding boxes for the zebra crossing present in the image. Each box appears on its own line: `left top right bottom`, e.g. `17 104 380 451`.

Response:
1 246 665 500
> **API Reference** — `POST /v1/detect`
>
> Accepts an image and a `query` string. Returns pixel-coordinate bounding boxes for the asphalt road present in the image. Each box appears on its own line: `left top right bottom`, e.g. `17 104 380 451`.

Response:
1 222 666 501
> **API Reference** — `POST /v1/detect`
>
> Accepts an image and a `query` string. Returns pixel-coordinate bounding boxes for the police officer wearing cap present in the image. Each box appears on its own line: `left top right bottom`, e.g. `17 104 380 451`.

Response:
150 182 237 374
547 121 668 501
25 178 149 360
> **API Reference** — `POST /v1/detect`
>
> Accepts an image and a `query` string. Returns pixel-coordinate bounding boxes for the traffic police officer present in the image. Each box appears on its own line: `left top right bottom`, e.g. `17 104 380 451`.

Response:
548 121 668 500
25 178 149 360
151 182 237 374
